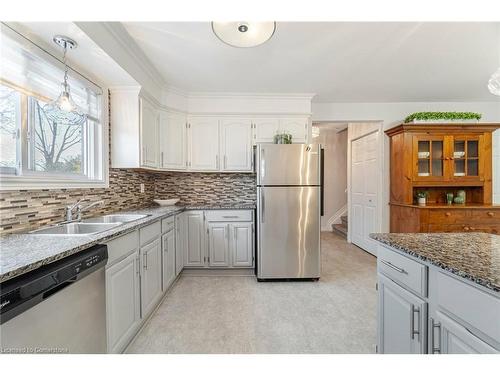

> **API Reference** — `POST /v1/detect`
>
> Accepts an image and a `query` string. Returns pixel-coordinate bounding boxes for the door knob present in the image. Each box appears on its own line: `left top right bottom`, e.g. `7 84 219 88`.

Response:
445 212 451 217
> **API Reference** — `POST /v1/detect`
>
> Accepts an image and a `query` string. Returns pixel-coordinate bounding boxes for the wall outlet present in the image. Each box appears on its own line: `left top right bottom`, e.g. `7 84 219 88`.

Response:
140 183 145 193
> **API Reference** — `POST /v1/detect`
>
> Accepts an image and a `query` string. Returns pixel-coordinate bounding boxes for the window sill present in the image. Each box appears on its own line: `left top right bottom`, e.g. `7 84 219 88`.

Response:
0 175 109 191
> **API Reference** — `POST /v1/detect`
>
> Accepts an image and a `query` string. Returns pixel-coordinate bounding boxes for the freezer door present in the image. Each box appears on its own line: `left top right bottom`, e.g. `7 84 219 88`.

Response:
256 144 320 186
257 186 320 279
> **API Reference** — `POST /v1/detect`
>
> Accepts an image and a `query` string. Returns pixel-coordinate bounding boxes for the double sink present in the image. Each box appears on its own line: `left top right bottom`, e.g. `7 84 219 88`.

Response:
30 214 150 236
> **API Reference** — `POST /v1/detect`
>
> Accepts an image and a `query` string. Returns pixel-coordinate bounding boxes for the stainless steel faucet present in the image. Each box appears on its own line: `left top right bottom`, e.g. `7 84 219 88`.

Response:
65 199 104 221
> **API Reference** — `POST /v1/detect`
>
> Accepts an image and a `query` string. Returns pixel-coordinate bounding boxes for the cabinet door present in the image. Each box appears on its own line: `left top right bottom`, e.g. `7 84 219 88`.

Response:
105 252 141 353
254 118 280 143
140 238 163 318
184 211 206 267
221 119 253 171
280 118 308 143
378 274 427 354
450 135 483 182
160 112 187 170
207 223 230 267
162 229 176 292
412 135 449 182
230 222 254 267
431 311 498 354
140 97 159 168
175 214 184 275
188 117 220 171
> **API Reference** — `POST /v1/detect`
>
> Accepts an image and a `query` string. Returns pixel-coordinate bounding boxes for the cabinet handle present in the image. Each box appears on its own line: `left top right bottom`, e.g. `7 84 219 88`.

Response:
430 318 441 354
445 212 451 217
380 260 407 274
225 225 228 239
136 256 140 276
161 151 164 167
410 305 420 340
222 215 239 219
143 253 148 270
216 155 219 169
487 212 494 217
463 226 470 231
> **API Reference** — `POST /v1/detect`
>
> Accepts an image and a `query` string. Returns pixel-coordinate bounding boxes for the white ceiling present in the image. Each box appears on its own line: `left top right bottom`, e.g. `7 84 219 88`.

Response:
123 22 500 102
9 22 137 88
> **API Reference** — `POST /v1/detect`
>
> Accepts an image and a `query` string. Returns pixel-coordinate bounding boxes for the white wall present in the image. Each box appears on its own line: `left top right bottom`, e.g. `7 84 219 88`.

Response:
313 101 500 234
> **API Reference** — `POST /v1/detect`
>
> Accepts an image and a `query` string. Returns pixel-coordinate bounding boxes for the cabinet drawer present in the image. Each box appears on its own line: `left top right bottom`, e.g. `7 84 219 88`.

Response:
377 245 428 297
105 230 139 266
437 272 500 344
161 216 175 233
204 210 253 222
428 210 469 224
470 209 500 223
139 221 161 246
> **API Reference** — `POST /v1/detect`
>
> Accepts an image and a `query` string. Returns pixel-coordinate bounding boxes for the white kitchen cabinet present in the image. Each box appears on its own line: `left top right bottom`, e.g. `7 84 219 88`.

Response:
188 117 220 171
162 229 176 292
140 97 159 168
378 273 427 354
431 311 498 354
105 251 141 354
183 211 206 267
140 238 163 318
159 111 187 170
280 118 308 143
207 223 230 267
254 118 280 143
230 222 254 267
175 214 184 275
221 119 253 171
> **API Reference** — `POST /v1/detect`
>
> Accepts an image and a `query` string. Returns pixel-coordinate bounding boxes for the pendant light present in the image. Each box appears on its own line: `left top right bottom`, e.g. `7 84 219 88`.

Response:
212 22 276 48
488 67 500 96
43 35 87 126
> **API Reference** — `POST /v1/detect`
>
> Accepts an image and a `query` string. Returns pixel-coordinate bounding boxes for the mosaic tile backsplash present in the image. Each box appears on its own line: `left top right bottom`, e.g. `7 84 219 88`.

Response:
0 171 256 234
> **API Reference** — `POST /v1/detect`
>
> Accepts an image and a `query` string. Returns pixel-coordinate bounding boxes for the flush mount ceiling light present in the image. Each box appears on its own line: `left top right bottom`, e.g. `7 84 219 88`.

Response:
212 22 276 48
43 35 87 126
488 67 500 96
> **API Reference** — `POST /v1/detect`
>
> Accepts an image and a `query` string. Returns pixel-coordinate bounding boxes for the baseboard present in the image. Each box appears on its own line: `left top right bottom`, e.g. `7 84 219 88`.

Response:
182 268 255 277
323 204 347 231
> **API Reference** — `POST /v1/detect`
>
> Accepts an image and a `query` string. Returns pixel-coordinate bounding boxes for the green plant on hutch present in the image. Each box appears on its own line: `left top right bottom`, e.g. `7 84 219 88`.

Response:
404 112 482 123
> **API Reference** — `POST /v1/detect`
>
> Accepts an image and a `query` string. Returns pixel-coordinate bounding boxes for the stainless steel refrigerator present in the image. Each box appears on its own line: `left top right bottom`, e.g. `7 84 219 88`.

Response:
256 144 322 280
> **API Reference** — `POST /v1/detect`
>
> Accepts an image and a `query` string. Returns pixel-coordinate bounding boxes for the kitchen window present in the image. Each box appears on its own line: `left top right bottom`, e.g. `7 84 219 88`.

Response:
0 25 107 189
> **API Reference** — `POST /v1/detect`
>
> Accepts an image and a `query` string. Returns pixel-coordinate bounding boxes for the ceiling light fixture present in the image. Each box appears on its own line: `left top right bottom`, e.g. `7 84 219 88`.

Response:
212 22 276 48
488 67 500 96
43 35 87 126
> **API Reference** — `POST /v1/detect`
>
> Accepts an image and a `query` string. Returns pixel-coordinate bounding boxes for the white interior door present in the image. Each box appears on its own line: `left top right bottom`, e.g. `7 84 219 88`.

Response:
351 131 380 255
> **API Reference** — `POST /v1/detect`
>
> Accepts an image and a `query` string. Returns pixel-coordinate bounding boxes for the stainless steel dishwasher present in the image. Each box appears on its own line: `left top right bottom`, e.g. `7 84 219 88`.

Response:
0 244 108 354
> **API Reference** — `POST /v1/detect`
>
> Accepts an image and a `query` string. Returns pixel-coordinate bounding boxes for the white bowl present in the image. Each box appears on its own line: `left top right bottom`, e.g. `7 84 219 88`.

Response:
154 198 180 206
418 152 430 158
453 152 465 158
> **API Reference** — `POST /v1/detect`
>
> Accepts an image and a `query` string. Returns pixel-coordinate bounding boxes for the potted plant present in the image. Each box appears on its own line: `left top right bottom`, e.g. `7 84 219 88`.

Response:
404 112 482 123
416 191 427 206
273 131 292 144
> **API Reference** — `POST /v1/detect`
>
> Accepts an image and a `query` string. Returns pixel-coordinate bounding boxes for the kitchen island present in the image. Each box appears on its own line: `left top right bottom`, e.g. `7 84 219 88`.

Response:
370 232 499 354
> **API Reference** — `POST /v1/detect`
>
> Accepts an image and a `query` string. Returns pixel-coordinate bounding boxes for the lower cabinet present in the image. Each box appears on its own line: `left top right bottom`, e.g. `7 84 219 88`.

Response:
140 238 163 318
431 311 498 354
231 222 253 267
175 214 184 275
105 251 141 354
207 223 230 267
183 211 206 267
162 229 176 291
378 273 427 354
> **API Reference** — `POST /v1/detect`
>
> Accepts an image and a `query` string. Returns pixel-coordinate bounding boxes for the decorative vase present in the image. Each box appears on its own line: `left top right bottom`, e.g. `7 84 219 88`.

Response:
454 196 465 204
456 190 466 202
417 197 426 206
446 193 453 205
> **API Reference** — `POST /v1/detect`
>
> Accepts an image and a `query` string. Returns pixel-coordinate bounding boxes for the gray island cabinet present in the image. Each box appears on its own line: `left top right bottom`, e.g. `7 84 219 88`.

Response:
372 233 500 354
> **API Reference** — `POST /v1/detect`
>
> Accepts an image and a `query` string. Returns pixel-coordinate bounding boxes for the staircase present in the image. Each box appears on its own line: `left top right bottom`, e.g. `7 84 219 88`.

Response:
331 215 348 238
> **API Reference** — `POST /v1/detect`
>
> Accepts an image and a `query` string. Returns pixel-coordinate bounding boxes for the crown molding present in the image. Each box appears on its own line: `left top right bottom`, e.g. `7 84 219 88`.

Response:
186 92 316 100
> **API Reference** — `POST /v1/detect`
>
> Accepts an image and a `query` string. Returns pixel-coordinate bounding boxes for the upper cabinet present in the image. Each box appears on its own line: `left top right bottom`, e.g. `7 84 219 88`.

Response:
159 111 187 170
110 88 310 172
188 117 220 171
254 118 309 144
140 98 160 168
221 118 253 172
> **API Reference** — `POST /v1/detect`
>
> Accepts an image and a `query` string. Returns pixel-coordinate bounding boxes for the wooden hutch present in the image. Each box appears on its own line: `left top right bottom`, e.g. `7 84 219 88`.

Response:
386 122 500 234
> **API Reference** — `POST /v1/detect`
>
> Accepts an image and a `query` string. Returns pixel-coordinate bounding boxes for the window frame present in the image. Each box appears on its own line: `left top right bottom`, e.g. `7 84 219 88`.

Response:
0 80 109 190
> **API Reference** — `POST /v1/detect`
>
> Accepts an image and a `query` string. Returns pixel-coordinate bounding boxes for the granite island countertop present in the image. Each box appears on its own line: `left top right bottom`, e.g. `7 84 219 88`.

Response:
370 232 500 293
0 203 256 283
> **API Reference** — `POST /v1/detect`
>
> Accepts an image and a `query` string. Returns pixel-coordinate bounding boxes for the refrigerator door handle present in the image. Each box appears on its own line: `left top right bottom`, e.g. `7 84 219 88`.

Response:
260 148 265 180
261 190 265 223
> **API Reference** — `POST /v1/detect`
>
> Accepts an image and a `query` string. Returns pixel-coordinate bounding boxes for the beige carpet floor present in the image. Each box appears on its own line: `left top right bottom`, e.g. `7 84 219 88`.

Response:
126 232 377 354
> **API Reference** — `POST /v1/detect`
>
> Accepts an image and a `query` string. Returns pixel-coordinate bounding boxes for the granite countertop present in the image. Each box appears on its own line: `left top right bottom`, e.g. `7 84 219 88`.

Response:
370 233 500 293
0 203 256 283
